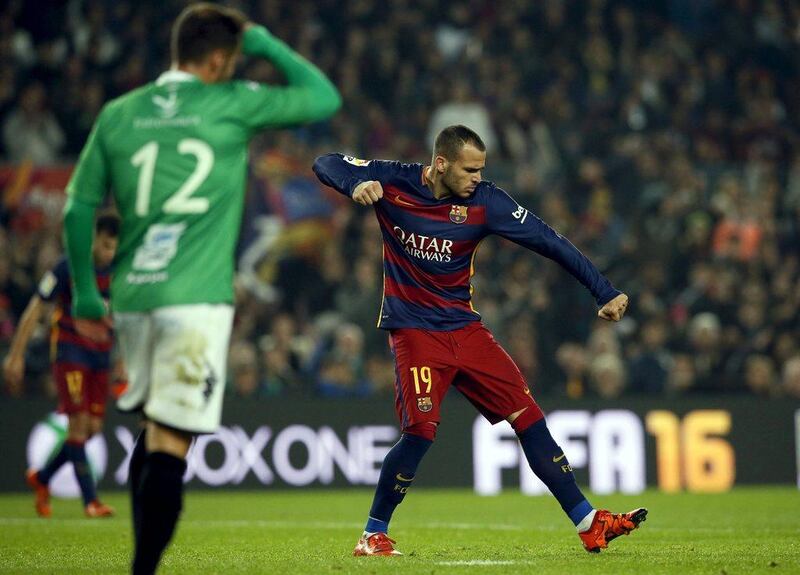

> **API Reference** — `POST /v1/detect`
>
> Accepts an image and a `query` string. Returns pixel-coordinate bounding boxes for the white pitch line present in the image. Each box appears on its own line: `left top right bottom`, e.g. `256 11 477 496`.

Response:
187 519 528 531
435 560 523 566
0 518 743 535
0 518 524 531
410 521 527 532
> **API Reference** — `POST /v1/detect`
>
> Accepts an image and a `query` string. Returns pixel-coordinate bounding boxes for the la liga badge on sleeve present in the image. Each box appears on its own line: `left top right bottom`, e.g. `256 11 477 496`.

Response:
343 156 371 166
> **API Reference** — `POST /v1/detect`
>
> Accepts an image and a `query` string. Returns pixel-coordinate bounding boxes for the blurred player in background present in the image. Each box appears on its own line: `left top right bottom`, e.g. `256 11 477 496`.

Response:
61 3 340 574
3 213 120 518
314 125 646 556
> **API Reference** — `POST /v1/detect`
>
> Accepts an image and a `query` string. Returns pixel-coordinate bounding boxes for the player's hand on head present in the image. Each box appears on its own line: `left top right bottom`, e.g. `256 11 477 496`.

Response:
352 181 383 206
598 293 629 322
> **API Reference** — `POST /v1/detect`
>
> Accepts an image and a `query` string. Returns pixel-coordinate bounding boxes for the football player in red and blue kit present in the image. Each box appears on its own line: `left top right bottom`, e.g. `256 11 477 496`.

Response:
3 213 120 518
313 125 647 556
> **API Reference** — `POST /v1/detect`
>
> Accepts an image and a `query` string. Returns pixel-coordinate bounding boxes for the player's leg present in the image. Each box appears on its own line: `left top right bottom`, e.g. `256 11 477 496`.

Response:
456 324 594 521
63 409 109 515
130 304 232 575
128 423 147 548
132 421 191 575
508 408 597 522
27 430 65 516
354 329 455 557
360 424 435 545
33 365 74 485
81 373 114 517
509 408 647 551
114 310 154 546
86 367 109 440
88 414 104 437
456 323 646 552
31 435 69 487
26 365 75 517
28 364 93 517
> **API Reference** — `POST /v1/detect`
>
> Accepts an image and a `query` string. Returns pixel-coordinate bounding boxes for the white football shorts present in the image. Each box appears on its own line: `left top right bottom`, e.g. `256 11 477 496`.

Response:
115 303 234 434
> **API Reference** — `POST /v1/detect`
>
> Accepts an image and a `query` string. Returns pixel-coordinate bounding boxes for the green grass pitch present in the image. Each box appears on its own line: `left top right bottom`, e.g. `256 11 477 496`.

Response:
0 487 798 574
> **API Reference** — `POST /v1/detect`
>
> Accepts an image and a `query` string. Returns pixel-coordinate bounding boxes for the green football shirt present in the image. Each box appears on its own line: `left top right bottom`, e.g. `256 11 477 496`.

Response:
65 26 340 312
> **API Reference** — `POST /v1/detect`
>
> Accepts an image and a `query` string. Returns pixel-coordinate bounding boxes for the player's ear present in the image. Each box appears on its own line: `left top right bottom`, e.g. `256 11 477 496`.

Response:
435 155 447 174
205 52 221 81
207 49 231 81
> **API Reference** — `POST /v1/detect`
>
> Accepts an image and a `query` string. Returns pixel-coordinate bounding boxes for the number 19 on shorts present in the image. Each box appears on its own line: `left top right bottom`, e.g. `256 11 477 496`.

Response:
410 366 432 394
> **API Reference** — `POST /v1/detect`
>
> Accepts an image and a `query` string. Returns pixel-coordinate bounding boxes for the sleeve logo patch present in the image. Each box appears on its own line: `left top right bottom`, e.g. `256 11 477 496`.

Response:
38 271 57 298
511 205 529 224
343 156 371 166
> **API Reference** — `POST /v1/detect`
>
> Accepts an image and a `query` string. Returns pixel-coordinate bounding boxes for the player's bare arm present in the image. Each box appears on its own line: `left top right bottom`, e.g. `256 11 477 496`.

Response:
352 181 384 206
597 293 629 322
2 295 46 390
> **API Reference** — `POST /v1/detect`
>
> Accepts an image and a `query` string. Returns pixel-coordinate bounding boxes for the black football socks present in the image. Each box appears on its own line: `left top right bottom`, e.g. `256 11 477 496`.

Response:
129 430 148 547
132 452 187 575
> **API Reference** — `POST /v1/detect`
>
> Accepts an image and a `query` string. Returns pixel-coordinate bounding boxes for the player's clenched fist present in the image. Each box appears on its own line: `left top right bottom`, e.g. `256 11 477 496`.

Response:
352 181 384 205
597 293 629 322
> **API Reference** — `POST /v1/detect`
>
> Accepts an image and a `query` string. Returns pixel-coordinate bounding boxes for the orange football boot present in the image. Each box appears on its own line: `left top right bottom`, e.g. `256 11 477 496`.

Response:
578 508 647 553
353 532 403 556
25 469 51 518
85 500 115 518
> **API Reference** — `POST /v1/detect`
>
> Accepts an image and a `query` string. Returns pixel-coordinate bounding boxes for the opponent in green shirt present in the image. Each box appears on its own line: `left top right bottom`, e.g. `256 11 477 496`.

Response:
65 14 340 316
61 5 340 574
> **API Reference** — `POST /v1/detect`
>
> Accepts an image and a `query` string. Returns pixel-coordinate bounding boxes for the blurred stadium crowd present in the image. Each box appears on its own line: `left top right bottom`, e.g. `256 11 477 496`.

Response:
1 0 799 401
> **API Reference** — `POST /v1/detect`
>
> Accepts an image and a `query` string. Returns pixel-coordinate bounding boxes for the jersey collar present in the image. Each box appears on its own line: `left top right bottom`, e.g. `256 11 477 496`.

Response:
419 165 441 202
155 70 200 86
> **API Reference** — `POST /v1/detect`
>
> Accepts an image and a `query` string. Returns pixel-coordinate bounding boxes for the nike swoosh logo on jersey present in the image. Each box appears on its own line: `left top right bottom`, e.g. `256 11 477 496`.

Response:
552 453 566 462
391 194 415 207
396 473 414 482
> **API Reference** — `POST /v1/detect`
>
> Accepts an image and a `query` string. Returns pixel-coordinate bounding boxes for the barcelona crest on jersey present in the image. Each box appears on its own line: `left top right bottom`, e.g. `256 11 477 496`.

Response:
449 205 468 224
417 396 433 412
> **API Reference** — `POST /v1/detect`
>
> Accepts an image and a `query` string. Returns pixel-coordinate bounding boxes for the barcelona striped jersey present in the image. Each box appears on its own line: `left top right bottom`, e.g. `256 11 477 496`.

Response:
38 258 113 369
313 154 620 331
